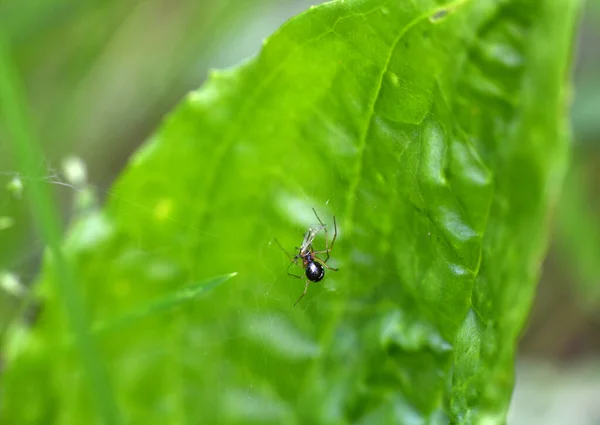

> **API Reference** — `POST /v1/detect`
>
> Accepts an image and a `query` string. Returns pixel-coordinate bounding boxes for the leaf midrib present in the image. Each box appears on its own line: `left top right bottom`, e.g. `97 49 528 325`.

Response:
309 0 474 399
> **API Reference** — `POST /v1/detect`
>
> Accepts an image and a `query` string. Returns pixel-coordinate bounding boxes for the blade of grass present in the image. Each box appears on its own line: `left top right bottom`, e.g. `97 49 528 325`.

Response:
0 37 121 425
93 272 237 334
53 273 237 350
556 160 600 308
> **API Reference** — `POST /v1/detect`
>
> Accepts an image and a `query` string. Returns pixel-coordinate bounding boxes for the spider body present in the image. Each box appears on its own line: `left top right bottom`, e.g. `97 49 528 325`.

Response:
275 208 338 306
304 255 324 282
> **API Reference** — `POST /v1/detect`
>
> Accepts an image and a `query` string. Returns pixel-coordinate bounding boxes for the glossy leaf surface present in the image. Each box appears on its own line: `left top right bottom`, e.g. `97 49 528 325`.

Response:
1 0 580 424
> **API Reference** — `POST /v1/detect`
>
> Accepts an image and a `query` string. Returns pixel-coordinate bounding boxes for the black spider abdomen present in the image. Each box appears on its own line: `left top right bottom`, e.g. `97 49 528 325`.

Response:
305 261 324 282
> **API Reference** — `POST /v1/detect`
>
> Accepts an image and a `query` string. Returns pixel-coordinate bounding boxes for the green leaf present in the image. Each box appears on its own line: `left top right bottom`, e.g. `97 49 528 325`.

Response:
1 0 580 424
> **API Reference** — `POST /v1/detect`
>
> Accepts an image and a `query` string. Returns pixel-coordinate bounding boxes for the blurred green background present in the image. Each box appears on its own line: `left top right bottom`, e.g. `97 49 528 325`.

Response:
0 1 598 423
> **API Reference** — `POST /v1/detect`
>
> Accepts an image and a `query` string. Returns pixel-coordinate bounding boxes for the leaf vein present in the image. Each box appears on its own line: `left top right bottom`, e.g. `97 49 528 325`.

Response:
344 1 470 232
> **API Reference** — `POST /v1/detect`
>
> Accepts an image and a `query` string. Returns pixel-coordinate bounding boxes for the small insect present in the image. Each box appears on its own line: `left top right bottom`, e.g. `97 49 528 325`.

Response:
275 208 338 306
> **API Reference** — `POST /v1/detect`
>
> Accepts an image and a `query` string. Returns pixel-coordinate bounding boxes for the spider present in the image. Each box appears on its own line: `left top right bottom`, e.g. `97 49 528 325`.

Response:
275 208 338 306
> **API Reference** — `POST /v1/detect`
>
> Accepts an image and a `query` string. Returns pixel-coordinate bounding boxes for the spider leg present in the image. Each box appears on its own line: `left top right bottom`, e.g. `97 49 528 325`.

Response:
312 215 336 263
293 279 310 307
330 215 337 251
275 238 303 278
313 256 338 271
312 208 326 227
313 208 336 262
274 238 294 260
321 215 337 262
286 259 303 279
